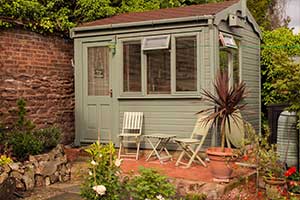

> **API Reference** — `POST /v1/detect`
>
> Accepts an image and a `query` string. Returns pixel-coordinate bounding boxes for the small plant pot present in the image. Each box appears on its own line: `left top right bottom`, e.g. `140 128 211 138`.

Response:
289 191 300 199
264 177 286 200
287 180 300 199
206 147 236 179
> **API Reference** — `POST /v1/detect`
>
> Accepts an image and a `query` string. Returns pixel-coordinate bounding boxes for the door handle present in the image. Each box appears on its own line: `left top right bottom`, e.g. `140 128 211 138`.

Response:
109 89 113 97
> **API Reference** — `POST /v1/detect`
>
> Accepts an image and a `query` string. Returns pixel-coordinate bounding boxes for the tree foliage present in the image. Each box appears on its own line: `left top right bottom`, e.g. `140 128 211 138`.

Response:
261 28 300 124
0 0 287 36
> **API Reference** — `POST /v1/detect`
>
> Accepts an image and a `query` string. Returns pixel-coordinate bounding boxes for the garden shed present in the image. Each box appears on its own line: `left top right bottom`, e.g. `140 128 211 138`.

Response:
70 0 261 147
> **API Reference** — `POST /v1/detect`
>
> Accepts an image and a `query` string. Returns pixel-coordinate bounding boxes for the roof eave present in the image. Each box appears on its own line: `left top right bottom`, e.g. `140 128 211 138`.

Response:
70 15 214 38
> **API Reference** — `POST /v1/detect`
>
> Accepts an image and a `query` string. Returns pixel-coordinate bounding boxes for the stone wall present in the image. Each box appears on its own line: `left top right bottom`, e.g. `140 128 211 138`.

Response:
0 145 71 191
0 28 74 143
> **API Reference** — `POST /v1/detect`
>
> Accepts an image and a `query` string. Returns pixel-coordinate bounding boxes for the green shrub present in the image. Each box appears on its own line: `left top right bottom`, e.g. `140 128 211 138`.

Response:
80 142 122 200
125 167 176 200
34 126 61 149
9 131 43 161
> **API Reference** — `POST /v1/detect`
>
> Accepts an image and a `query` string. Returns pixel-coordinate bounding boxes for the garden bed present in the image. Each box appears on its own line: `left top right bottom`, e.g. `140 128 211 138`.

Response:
0 144 71 193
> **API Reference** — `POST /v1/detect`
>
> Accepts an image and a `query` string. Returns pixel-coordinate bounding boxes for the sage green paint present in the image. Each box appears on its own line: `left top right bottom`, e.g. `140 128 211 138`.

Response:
72 0 261 147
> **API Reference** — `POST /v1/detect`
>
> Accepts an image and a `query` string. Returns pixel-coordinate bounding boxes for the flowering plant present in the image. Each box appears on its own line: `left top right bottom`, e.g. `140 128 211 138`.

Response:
285 166 300 194
80 141 122 200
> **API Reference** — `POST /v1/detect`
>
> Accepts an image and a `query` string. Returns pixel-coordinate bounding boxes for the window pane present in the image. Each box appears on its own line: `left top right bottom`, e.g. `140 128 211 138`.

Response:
123 41 141 92
176 36 197 92
219 49 229 72
142 35 170 50
88 46 109 96
147 50 170 94
232 48 239 85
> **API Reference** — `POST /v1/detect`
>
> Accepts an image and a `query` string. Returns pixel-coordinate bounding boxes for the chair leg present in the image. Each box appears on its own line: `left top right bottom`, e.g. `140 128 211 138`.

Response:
187 145 207 168
175 143 186 166
136 137 141 160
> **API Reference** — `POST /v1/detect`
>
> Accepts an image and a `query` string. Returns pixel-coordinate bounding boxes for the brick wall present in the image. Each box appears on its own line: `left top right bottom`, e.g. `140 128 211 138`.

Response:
0 28 74 144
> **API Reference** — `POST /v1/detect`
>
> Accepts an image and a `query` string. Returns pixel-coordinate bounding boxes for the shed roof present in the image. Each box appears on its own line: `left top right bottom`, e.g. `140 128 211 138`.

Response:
80 0 239 28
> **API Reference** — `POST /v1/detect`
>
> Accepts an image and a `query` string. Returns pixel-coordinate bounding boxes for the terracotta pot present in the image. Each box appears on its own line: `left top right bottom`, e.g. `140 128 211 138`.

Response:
64 147 81 162
206 147 236 179
264 177 286 200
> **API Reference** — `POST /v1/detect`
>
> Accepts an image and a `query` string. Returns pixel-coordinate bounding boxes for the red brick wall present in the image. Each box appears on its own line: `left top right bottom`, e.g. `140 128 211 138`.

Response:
0 28 74 144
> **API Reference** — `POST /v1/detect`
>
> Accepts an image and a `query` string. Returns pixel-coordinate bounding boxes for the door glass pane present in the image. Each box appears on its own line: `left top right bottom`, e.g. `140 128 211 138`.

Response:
146 49 171 94
123 41 141 92
88 47 109 96
176 36 197 92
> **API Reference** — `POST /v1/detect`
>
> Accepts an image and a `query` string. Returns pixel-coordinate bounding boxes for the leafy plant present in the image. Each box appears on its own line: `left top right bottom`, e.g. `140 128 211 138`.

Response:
0 0 281 35
34 126 61 149
80 142 122 200
197 70 247 151
124 167 176 200
261 28 300 128
285 166 300 194
9 131 43 160
241 123 284 178
3 99 61 160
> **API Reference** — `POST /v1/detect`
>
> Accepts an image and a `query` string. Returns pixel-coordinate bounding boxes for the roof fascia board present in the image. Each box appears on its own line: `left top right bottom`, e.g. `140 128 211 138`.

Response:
214 1 262 39
70 15 214 38
245 9 262 39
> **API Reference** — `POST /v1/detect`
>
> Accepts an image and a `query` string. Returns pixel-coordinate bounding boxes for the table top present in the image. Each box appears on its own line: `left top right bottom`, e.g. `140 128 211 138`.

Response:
144 134 176 139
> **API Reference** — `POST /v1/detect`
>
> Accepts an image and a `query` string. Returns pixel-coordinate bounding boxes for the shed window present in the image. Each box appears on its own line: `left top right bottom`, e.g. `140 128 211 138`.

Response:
219 38 240 85
146 49 171 94
142 35 170 50
219 32 237 49
175 36 197 92
123 41 141 92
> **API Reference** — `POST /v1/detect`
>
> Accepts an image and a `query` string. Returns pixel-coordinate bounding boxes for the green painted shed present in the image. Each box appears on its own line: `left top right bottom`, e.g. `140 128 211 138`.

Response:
70 0 261 148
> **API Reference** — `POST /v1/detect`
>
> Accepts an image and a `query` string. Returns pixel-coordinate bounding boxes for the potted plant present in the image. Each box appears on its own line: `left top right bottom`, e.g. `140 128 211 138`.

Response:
198 70 247 179
285 166 300 198
241 124 287 199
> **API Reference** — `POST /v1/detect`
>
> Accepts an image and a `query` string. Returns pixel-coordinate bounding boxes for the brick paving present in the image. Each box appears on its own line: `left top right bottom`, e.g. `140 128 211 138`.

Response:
19 152 254 200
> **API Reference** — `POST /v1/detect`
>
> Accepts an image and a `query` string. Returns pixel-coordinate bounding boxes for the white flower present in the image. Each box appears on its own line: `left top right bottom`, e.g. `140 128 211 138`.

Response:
91 160 98 166
92 185 106 196
114 159 123 167
88 171 93 176
156 195 165 200
99 154 102 158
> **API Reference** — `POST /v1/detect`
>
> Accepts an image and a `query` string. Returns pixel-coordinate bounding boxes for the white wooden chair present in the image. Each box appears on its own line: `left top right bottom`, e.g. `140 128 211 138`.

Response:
174 114 213 168
118 112 143 160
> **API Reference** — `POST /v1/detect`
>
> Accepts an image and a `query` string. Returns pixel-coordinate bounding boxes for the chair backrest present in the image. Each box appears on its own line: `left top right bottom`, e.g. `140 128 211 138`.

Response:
191 115 213 138
122 112 143 135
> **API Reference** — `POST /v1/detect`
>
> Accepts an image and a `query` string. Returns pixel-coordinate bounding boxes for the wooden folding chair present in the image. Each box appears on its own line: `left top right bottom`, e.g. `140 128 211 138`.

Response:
174 115 213 168
118 112 143 160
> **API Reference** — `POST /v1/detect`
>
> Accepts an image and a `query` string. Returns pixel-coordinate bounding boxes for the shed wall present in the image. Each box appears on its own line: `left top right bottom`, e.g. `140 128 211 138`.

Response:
218 20 261 131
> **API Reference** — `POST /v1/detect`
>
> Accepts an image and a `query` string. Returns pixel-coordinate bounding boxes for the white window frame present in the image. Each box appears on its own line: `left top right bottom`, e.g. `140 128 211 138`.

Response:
172 32 200 95
219 32 238 49
120 38 144 97
219 36 241 86
142 35 171 51
120 31 202 98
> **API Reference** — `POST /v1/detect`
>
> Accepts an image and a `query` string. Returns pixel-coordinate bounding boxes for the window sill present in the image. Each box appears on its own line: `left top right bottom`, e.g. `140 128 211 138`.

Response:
117 95 202 100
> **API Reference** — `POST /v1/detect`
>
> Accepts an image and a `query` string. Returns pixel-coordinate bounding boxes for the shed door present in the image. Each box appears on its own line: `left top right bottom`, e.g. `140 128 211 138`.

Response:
82 43 112 142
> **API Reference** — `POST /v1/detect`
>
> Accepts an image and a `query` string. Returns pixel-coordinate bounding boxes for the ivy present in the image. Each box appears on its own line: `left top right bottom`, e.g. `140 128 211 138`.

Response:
0 0 282 36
